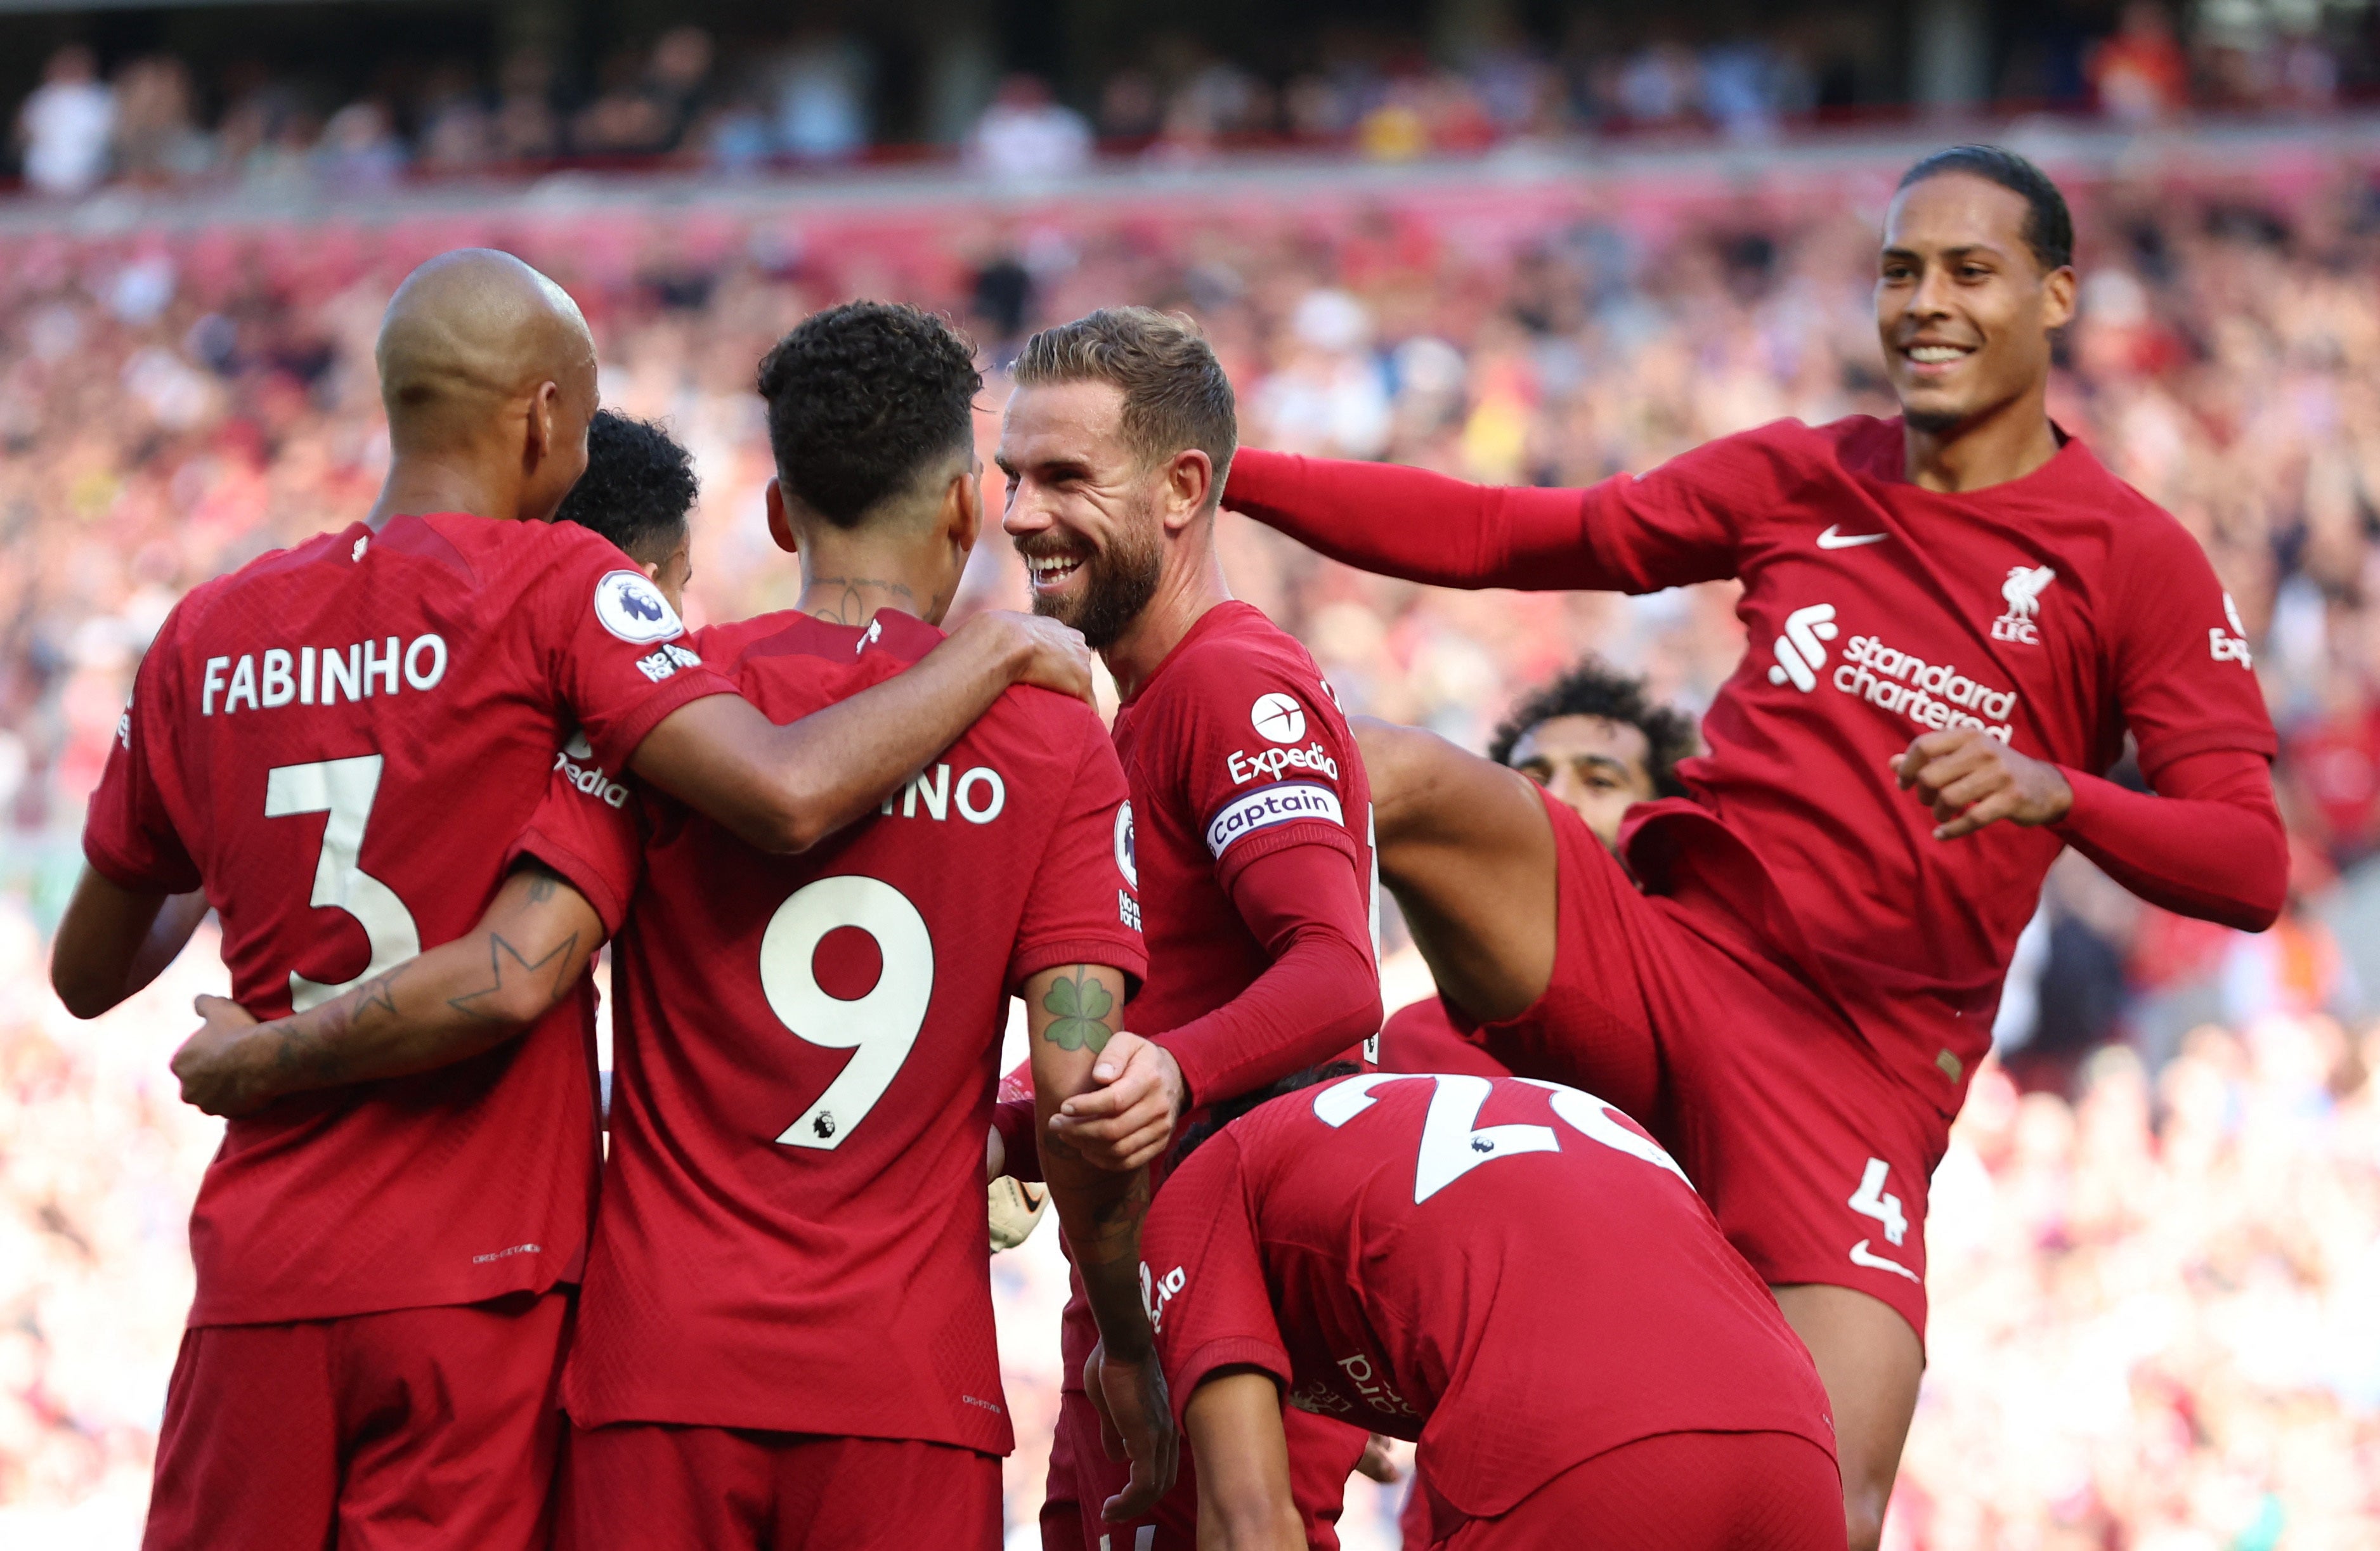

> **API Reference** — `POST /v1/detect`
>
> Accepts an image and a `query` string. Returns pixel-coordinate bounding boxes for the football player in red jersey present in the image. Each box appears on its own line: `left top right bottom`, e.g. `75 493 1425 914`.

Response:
1379 657 1694 1080
994 308 1384 1550
49 255 1098 1551
1143 1068 1843 1551
162 301 1177 1546
1216 147 2289 1549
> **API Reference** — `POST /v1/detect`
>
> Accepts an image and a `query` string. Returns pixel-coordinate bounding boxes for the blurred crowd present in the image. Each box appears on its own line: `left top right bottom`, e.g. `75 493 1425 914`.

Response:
11 0 2380 197
3 146 2380 1543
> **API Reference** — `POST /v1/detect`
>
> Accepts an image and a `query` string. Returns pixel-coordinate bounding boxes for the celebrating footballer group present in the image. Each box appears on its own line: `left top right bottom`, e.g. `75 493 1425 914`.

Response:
49 141 2285 1551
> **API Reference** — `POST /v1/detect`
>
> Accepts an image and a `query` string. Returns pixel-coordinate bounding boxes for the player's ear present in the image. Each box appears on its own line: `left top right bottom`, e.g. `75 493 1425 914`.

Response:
525 380 558 469
1162 448 1213 533
946 463 983 556
764 477 798 557
2040 263 2077 332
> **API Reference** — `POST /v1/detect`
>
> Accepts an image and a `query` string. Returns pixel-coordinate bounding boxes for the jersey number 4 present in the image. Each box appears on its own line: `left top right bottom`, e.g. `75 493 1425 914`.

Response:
1315 1073 1693 1204
264 755 422 1012
757 875 934 1152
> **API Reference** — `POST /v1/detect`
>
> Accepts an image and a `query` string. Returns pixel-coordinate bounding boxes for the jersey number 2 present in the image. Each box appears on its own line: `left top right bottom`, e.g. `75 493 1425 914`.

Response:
264 755 422 1013
757 875 934 1152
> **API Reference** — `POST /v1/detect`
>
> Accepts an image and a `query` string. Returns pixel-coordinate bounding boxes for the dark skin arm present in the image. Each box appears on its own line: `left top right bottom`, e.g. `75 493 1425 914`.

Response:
1183 1370 1304 1551
51 870 212 1019
630 611 1093 854
168 862 602 1117
1027 966 1176 1521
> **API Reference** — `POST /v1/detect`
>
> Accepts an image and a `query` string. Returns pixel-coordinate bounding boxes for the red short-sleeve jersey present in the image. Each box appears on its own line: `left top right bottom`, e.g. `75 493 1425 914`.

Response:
527 610 1145 1455
1140 1074 1837 1522
1591 419 2277 1110
79 514 732 1326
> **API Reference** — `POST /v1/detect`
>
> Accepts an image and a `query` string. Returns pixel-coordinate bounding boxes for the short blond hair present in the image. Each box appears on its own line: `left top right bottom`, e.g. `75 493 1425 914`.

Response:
1013 307 1236 506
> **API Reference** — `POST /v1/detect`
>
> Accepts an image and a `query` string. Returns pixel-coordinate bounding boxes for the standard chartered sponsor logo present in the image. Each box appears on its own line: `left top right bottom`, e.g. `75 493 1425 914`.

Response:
1834 633 2017 741
1765 600 2020 742
1765 604 1839 691
1204 782 1344 857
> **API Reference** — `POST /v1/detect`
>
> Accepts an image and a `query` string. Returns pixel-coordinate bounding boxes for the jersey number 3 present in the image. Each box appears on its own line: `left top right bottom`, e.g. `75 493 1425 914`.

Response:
265 755 422 1012
757 875 935 1152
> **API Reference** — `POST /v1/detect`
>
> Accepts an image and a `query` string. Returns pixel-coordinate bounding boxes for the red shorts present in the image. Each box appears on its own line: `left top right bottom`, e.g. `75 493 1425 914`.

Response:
143 1288 569 1551
1436 1430 1844 1551
564 1420 999 1550
1041 1389 1364 1550
1474 792 1947 1340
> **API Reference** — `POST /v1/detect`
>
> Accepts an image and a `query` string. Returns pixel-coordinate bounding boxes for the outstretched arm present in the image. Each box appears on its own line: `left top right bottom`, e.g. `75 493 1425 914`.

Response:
1027 968 1176 1521
1184 1370 1303 1551
630 611 1093 855
1358 717 1560 1022
52 870 212 1018
169 861 604 1117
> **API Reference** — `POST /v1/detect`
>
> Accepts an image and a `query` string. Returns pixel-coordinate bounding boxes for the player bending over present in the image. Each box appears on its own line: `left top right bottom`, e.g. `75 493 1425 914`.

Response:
1378 656 1694 1079
1219 147 2286 1550
51 254 1096 1551
995 308 1385 1549
1140 1067 1844 1551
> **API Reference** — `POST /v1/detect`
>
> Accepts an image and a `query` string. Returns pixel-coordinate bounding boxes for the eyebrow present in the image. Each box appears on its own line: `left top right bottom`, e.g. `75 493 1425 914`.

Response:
1882 242 2008 263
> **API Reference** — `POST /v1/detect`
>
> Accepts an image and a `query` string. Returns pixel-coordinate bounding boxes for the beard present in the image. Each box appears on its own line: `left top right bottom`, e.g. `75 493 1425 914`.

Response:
1025 518 1163 650
1900 401 1966 434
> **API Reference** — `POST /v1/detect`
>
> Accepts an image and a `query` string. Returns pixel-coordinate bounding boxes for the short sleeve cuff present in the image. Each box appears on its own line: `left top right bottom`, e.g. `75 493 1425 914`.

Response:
1171 1338 1294 1426
81 829 201 897
512 826 635 938
585 668 739 774
2132 724 2279 783
1009 935 1150 999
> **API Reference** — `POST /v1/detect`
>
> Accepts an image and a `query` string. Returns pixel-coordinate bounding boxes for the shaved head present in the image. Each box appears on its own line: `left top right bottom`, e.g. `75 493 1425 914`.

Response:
374 249 600 522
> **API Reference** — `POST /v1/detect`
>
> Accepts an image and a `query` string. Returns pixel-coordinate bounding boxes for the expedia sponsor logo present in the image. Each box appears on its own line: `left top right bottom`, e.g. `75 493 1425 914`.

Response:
556 734 631 809
1835 634 2017 741
1204 782 1344 858
1228 741 1341 786
2210 592 2253 667
1141 1262 1187 1331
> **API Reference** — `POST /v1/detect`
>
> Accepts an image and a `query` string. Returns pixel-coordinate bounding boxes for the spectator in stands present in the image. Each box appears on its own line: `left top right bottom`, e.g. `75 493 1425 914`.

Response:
2087 1 2191 123
967 75 1092 180
15 46 114 197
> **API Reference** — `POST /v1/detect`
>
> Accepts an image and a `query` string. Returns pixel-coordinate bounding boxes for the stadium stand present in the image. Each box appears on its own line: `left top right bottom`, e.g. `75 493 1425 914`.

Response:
3 126 2379 1545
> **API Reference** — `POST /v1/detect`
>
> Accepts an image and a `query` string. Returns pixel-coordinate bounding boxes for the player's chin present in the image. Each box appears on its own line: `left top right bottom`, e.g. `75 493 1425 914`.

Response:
1894 385 1971 436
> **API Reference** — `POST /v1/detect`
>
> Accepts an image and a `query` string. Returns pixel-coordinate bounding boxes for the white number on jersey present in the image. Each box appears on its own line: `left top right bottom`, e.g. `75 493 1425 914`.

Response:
264 755 422 1012
1313 1072 1690 1204
757 874 934 1151
1848 1157 1909 1247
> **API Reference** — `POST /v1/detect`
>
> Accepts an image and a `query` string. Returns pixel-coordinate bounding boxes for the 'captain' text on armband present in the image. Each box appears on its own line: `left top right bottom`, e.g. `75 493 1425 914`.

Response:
201 635 448 717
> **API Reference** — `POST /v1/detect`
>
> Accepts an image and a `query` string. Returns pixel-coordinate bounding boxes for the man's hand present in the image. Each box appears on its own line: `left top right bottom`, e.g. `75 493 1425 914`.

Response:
1893 729 2073 840
1355 1433 1403 1484
170 994 270 1117
1049 1032 1185 1172
959 610 1096 709
1084 1340 1180 1522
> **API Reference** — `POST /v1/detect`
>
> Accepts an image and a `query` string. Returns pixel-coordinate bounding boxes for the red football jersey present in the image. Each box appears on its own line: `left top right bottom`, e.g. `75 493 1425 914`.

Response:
1589 419 2276 1111
528 609 1145 1455
1140 1073 1836 1522
1375 995 1508 1079
81 514 733 1325
1058 600 1377 1398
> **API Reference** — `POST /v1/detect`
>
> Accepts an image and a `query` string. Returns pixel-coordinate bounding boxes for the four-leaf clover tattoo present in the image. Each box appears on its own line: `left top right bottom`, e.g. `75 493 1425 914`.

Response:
1041 968 1115 1052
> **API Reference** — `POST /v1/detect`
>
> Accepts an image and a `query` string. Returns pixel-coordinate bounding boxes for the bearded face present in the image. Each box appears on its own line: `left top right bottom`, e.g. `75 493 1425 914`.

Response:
1017 486 1164 649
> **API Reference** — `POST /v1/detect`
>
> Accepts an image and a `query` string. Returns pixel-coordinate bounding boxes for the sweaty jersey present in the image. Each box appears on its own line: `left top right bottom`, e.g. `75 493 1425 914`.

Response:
1140 1074 1836 1525
82 514 732 1325
528 609 1144 1455
1593 418 2276 1111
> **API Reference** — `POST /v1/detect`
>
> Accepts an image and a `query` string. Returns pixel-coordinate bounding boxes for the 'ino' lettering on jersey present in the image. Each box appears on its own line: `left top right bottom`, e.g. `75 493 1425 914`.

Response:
877 763 1007 824
202 635 448 716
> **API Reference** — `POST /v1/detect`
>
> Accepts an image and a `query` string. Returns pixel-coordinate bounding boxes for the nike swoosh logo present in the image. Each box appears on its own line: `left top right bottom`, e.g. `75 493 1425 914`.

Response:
1849 1239 1920 1282
1817 526 1889 549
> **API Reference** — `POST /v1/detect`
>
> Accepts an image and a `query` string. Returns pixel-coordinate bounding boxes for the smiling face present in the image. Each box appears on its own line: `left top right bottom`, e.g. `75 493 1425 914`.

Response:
997 379 1167 648
1508 714 1656 852
1876 172 2075 435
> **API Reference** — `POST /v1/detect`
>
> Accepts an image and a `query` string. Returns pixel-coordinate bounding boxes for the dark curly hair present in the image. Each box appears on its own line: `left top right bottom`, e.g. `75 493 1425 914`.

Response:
1485 657 1697 798
1169 1061 1366 1170
1896 145 2074 273
757 301 981 528
552 409 696 567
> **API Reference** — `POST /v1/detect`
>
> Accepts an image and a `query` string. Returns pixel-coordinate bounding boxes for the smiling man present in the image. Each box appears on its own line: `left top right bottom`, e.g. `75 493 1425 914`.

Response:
1218 146 2287 1548
995 308 1383 1550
